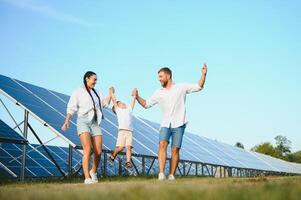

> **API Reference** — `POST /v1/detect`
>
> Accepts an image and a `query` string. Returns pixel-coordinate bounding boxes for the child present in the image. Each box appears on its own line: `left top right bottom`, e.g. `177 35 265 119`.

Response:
109 88 137 168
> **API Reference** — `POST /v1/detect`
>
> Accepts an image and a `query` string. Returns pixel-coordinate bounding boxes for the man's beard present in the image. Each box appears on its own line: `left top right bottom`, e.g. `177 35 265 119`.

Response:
161 81 168 88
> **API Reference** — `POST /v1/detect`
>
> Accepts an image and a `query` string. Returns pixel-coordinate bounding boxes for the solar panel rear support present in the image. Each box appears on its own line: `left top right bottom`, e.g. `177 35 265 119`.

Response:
20 110 29 181
68 145 73 179
0 98 27 144
0 98 23 134
27 123 66 177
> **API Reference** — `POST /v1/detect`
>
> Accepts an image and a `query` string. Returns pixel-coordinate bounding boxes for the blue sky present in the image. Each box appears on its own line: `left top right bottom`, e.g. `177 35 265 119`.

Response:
0 0 300 151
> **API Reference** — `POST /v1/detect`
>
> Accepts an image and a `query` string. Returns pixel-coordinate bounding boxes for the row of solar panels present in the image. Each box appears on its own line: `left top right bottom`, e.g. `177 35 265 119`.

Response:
0 74 301 177
0 119 155 178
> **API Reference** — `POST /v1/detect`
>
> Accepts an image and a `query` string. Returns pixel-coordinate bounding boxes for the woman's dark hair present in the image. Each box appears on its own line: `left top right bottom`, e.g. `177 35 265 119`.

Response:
112 101 121 115
83 71 104 121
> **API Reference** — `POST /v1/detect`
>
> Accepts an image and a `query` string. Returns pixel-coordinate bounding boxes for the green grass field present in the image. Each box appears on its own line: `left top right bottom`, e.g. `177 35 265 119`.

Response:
1 176 300 200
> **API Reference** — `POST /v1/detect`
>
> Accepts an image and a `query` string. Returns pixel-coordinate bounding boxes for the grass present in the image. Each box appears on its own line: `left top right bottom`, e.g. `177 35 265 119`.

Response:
0 176 300 200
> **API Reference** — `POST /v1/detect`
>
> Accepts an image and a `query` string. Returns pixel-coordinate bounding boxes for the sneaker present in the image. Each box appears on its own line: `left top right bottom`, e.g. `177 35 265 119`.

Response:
158 172 166 181
168 174 176 181
89 170 98 183
109 155 115 166
126 162 133 169
84 178 96 185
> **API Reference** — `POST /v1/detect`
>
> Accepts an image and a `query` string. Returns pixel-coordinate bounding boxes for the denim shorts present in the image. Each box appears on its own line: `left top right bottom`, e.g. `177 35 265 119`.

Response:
159 124 186 149
77 116 102 137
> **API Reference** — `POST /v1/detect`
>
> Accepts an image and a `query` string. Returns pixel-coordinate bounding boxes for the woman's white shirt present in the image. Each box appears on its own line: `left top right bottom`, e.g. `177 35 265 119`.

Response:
67 87 109 125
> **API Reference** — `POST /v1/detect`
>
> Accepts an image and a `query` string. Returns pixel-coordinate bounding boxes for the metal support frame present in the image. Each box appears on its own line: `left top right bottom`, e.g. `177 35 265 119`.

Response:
103 152 107 177
20 110 29 181
27 123 66 177
130 158 140 176
187 162 192 175
68 145 73 178
177 165 183 176
146 158 156 175
142 157 145 175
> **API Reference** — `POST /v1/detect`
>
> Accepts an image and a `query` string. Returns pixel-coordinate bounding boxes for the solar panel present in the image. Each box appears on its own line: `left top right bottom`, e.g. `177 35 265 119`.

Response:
0 75 80 147
252 152 299 174
0 74 300 176
140 118 299 173
0 120 27 144
0 142 85 178
0 143 61 177
31 144 82 175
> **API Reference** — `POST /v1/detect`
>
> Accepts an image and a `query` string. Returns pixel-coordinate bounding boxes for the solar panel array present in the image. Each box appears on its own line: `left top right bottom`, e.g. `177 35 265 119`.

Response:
0 73 301 178
0 120 27 144
0 143 82 178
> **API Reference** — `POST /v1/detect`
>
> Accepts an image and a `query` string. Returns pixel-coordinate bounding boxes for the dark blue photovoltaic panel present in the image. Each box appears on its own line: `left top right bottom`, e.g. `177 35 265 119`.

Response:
32 144 82 174
0 74 80 146
0 143 59 177
0 165 15 178
0 120 27 144
0 143 84 178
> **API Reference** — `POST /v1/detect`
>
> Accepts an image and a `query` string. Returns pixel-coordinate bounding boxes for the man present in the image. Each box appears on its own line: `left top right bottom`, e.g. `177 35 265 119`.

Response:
134 64 207 180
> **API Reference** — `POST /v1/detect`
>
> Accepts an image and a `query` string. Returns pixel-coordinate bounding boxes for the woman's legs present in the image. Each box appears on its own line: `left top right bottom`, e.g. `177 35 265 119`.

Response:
91 135 102 174
80 132 92 180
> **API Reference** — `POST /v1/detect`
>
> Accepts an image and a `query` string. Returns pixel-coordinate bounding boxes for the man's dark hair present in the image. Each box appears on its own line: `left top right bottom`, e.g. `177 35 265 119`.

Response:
158 67 172 79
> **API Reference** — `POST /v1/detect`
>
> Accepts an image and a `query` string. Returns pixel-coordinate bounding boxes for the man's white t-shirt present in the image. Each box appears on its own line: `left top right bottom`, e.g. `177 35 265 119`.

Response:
145 83 202 128
116 107 133 131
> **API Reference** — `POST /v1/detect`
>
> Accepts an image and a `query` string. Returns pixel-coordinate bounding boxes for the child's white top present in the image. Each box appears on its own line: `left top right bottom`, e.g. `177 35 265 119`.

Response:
116 107 133 131
67 87 109 125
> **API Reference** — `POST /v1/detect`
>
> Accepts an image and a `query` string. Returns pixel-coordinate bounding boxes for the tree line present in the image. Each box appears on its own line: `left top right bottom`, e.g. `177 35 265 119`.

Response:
235 135 301 163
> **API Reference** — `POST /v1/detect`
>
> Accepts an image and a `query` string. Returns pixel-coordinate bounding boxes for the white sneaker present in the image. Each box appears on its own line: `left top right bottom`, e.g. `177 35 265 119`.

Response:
158 172 166 181
168 174 176 181
89 170 98 183
84 178 96 185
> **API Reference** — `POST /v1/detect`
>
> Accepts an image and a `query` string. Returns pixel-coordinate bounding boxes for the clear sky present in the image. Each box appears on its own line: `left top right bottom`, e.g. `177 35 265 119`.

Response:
0 0 300 151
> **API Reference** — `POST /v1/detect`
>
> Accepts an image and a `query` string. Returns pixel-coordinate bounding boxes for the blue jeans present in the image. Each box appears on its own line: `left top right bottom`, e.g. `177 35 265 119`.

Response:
159 124 186 149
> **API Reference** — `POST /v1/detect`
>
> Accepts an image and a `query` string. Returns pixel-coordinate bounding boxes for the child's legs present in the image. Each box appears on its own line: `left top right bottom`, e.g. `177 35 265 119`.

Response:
125 131 133 163
113 146 124 157
113 131 126 157
126 146 132 163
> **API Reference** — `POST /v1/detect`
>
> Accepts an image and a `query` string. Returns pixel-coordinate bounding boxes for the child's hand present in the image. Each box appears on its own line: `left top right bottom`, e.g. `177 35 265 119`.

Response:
109 87 115 96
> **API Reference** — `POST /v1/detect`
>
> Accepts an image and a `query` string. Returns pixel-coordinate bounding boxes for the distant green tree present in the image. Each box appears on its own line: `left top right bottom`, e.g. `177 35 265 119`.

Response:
235 142 244 149
294 151 301 163
275 135 291 158
251 142 280 158
286 151 301 163
251 136 300 163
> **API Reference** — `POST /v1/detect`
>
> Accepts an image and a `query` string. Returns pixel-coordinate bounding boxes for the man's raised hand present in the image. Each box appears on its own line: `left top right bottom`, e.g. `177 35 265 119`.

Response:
202 63 207 75
132 88 138 97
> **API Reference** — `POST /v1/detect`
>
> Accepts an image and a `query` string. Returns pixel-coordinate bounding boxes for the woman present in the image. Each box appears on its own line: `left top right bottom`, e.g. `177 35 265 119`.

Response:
61 71 113 184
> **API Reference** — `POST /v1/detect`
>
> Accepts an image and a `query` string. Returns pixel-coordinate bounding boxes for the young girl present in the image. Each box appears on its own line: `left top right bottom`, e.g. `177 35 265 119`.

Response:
109 88 137 168
61 71 113 184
